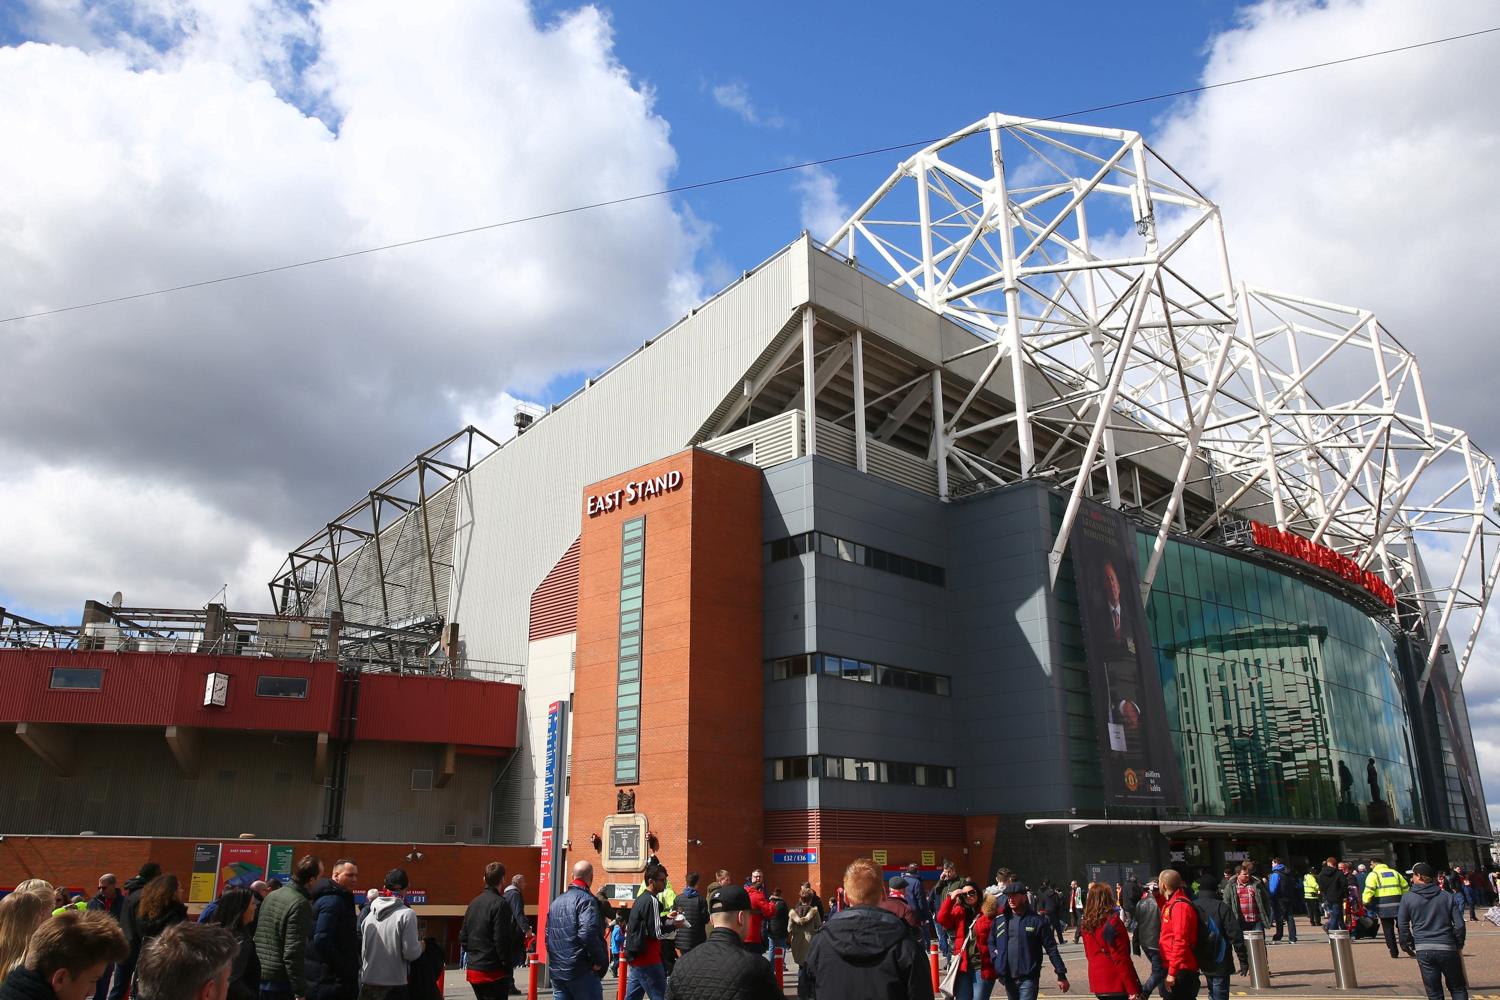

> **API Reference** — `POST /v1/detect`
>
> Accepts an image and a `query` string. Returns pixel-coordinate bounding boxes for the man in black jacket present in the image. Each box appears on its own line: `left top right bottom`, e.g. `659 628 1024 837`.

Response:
663 885 778 1000
1316 857 1350 931
673 874 709 955
107 863 160 1000
306 859 360 1000
1193 878 1246 998
798 858 933 1000
460 863 526 1000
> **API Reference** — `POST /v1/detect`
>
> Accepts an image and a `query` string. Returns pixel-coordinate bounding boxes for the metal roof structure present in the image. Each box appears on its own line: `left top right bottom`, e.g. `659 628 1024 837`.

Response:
830 112 1500 688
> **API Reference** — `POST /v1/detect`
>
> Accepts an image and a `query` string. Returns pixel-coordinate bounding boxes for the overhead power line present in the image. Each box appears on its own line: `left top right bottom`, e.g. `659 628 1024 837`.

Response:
3 23 1498 326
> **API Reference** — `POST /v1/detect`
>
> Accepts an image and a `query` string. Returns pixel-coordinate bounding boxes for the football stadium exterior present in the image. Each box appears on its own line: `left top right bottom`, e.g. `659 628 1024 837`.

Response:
4 115 1497 906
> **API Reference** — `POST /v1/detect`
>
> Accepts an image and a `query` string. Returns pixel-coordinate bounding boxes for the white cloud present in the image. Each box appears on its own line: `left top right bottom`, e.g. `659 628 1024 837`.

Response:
0 0 703 615
710 80 782 127
793 164 849 246
1155 0 1500 823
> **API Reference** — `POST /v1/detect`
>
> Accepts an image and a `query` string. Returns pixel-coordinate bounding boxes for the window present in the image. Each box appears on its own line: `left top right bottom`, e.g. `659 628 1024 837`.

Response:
49 667 102 690
769 653 950 695
411 769 434 791
615 516 646 785
255 676 308 699
767 755 954 787
765 531 945 586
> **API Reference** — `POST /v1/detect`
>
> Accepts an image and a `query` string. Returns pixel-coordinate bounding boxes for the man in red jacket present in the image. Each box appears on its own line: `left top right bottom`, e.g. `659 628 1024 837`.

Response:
741 870 777 957
1156 870 1200 1000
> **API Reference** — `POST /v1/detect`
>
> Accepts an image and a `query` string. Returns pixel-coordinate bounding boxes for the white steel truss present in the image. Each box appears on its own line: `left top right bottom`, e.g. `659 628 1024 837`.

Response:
830 112 1500 685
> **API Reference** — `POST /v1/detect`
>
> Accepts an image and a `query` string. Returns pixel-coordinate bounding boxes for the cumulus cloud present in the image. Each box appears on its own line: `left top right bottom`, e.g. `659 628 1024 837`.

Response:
1155 0 1500 821
793 164 849 246
710 80 782 127
0 0 703 617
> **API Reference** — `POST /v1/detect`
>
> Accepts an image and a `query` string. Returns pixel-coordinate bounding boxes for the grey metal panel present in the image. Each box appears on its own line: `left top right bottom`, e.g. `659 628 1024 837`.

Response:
450 238 811 668
341 743 497 843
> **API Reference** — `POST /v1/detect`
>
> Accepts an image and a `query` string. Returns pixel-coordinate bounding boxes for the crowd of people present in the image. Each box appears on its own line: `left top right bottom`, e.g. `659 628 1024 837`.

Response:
1 852 1484 1000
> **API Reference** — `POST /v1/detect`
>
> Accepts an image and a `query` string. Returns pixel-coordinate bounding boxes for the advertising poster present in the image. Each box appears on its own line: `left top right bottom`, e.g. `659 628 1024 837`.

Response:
218 844 270 894
1070 502 1183 806
267 845 294 884
536 700 567 964
189 843 221 904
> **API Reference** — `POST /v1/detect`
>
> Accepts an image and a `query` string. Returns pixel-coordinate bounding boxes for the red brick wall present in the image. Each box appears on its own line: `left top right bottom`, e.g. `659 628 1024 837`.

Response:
0 835 540 909
569 448 762 888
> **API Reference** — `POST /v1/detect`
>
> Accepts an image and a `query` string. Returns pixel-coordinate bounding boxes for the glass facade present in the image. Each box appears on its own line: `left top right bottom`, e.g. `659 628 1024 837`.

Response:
1133 532 1422 828
614 516 645 785
1052 498 1423 828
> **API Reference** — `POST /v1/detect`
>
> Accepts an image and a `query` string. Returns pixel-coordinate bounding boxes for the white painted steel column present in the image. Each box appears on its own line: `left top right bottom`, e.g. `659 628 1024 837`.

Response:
853 329 868 473
801 306 817 457
931 368 948 499
989 119 1035 477
1076 192 1121 508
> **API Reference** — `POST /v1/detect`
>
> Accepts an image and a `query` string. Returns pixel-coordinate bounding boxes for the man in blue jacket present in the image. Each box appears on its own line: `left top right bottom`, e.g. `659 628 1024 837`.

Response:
990 883 1069 1000
1267 858 1297 944
1398 863 1468 1000
546 861 609 1000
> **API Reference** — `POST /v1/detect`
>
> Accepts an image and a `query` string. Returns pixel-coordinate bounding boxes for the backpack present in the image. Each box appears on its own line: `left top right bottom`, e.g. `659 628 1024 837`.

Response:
1190 900 1228 968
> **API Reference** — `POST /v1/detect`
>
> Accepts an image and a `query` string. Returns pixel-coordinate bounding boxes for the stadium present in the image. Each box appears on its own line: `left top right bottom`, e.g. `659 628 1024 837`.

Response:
3 114 1496 915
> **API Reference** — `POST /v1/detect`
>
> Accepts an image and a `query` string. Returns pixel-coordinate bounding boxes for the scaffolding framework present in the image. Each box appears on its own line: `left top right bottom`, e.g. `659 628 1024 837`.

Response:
829 112 1500 685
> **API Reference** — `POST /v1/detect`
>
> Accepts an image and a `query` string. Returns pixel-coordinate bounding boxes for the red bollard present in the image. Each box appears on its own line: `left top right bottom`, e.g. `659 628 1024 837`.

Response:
617 954 628 1000
929 941 939 992
526 954 539 1000
774 946 785 990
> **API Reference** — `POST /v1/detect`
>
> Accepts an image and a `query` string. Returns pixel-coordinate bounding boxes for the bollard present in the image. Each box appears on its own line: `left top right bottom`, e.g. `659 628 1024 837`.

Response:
1244 929 1272 989
526 954 540 1000
774 946 785 990
1327 930 1357 990
617 954 628 1000
929 941 940 992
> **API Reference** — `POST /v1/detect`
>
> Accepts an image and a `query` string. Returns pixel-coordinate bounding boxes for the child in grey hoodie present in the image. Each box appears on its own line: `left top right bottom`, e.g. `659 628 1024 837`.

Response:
359 869 423 1000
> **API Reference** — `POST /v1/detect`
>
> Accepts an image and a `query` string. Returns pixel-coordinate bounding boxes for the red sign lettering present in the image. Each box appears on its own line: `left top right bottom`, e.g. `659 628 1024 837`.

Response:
1248 522 1396 608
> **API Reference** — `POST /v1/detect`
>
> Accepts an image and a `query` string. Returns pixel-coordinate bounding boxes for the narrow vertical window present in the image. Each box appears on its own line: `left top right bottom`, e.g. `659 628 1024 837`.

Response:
615 516 646 785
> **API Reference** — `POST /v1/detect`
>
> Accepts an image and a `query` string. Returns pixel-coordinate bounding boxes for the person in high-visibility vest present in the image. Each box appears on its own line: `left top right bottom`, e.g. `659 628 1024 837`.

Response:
1303 870 1322 929
1361 858 1409 957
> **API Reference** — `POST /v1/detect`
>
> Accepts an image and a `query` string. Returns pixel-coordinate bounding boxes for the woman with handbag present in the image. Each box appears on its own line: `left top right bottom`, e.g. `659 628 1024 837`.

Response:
936 879 988 999
1080 882 1141 1000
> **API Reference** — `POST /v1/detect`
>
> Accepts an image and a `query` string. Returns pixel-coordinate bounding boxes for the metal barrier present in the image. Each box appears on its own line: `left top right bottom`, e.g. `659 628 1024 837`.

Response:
1244 929 1271 989
1328 930 1357 989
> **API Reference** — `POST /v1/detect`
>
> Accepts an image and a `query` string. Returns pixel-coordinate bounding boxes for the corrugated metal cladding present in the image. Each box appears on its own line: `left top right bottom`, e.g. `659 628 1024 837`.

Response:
450 237 811 668
357 672 520 749
0 648 338 732
528 538 580 641
763 809 965 842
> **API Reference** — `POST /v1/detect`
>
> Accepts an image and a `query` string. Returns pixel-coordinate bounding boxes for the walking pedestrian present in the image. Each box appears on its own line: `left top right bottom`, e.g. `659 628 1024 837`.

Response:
1266 859 1297 943
1229 869 1271 935
763 889 789 963
786 889 822 968
935 880 982 999
1156 871 1199 1000
623 864 671 1000
306 859 359 1000
254 855 321 1000
1080 883 1141 1000
107 864 159 1000
546 862 607 1000
661 885 779 1000
739 872 776 958
127 876 188 992
883 878 922 936
1132 882 1164 1000
0 911 127 1000
207 889 260 1000
134 922 236 1000
1362 858 1409 958
87 875 124 1000
1071 882 1086 944
796 858 931 1000
933 863 961 968
460 863 527 1000
1316 859 1348 931
359 870 422 1000
1398 863 1468 1000
989 882 1068 1000
1191 877 1244 1000
1452 867 1478 922
673 875 708 956
1301 870 1321 930
0 893 49 979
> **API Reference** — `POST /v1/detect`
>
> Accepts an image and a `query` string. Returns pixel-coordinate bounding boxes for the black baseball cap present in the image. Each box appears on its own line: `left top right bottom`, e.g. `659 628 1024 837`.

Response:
709 884 751 913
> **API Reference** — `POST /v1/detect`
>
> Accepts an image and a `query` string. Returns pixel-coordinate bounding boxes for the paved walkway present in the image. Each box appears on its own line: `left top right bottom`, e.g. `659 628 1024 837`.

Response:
450 922 1500 998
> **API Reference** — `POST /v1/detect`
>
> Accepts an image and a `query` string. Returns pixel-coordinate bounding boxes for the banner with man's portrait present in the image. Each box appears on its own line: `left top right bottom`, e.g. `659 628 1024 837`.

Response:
1070 503 1183 806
